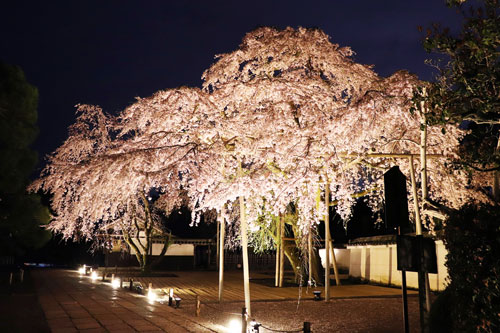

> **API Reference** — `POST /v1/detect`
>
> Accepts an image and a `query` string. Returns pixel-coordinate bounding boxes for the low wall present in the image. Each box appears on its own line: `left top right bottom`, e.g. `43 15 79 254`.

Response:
346 240 448 291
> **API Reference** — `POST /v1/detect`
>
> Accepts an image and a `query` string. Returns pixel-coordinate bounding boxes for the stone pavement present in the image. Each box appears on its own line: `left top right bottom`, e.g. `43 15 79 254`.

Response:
32 269 421 332
33 269 217 332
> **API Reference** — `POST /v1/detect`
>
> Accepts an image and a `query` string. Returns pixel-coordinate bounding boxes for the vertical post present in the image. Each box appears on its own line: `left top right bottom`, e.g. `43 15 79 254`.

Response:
216 213 220 271
241 307 247 333
196 295 201 317
308 225 312 286
239 195 251 316
207 242 211 268
219 213 225 302
399 227 410 333
279 213 285 288
419 92 431 327
9 272 13 285
401 269 410 333
275 217 280 287
20 269 24 283
324 181 330 301
129 278 133 290
303 322 311 333
408 156 422 234
330 240 341 286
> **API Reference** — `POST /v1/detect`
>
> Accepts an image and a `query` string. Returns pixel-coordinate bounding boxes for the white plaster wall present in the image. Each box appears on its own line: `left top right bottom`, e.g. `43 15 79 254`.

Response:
346 240 448 291
130 243 194 256
318 248 350 270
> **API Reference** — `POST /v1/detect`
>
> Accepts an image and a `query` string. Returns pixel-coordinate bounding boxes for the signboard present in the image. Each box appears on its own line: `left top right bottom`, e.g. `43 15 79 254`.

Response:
397 235 437 273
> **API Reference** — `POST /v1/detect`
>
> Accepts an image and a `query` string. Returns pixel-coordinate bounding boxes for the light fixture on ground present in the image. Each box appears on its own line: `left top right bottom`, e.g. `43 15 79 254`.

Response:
227 318 241 333
249 319 261 332
111 278 120 289
148 289 157 302
78 265 86 275
91 271 98 281
174 297 181 308
313 290 322 301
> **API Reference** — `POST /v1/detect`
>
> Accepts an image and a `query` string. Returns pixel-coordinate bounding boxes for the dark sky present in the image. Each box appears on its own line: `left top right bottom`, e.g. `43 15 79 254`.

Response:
1 1 462 170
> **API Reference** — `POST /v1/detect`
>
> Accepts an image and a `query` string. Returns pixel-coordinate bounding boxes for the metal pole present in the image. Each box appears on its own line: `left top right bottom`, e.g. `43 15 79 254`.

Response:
401 269 410 333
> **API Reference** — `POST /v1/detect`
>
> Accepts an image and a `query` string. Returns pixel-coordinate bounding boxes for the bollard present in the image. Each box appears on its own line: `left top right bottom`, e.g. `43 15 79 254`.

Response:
120 277 123 288
9 272 13 285
195 295 200 317
20 269 24 283
241 307 247 333
129 278 133 290
148 282 152 291
111 274 115 282
303 322 311 333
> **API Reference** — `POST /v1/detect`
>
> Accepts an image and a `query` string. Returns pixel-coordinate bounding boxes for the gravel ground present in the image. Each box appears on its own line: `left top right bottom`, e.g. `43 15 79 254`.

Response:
176 295 422 332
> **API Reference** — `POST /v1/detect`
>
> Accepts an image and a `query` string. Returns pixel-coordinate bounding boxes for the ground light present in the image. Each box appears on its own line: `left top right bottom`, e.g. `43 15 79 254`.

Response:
148 289 157 303
227 319 241 333
91 271 98 281
111 278 120 289
78 265 86 275
249 320 261 332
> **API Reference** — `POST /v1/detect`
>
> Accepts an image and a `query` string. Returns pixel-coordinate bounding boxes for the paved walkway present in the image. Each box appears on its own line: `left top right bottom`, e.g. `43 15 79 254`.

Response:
32 269 420 332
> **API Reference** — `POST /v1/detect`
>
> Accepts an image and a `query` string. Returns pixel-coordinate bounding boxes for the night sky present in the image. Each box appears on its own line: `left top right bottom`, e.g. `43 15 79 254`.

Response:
1 1 463 171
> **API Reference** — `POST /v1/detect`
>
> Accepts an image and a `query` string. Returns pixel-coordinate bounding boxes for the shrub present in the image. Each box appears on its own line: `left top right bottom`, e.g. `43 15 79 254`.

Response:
442 203 500 332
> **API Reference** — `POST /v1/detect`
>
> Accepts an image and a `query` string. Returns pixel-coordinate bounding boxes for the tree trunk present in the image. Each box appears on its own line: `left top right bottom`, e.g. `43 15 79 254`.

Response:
493 132 500 202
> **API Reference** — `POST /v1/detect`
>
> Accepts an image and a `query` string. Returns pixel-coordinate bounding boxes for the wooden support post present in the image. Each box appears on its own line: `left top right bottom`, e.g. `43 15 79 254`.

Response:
218 213 225 302
408 156 422 234
324 181 331 301
275 218 280 287
196 295 201 317
279 213 285 288
241 307 247 333
330 242 341 286
308 225 312 286
239 195 251 316
216 214 220 271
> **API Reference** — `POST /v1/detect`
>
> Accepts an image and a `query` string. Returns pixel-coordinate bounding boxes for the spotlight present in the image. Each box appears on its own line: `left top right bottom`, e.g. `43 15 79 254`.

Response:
227 318 241 333
91 271 98 281
249 319 261 333
148 289 157 302
111 278 120 289
174 297 181 308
